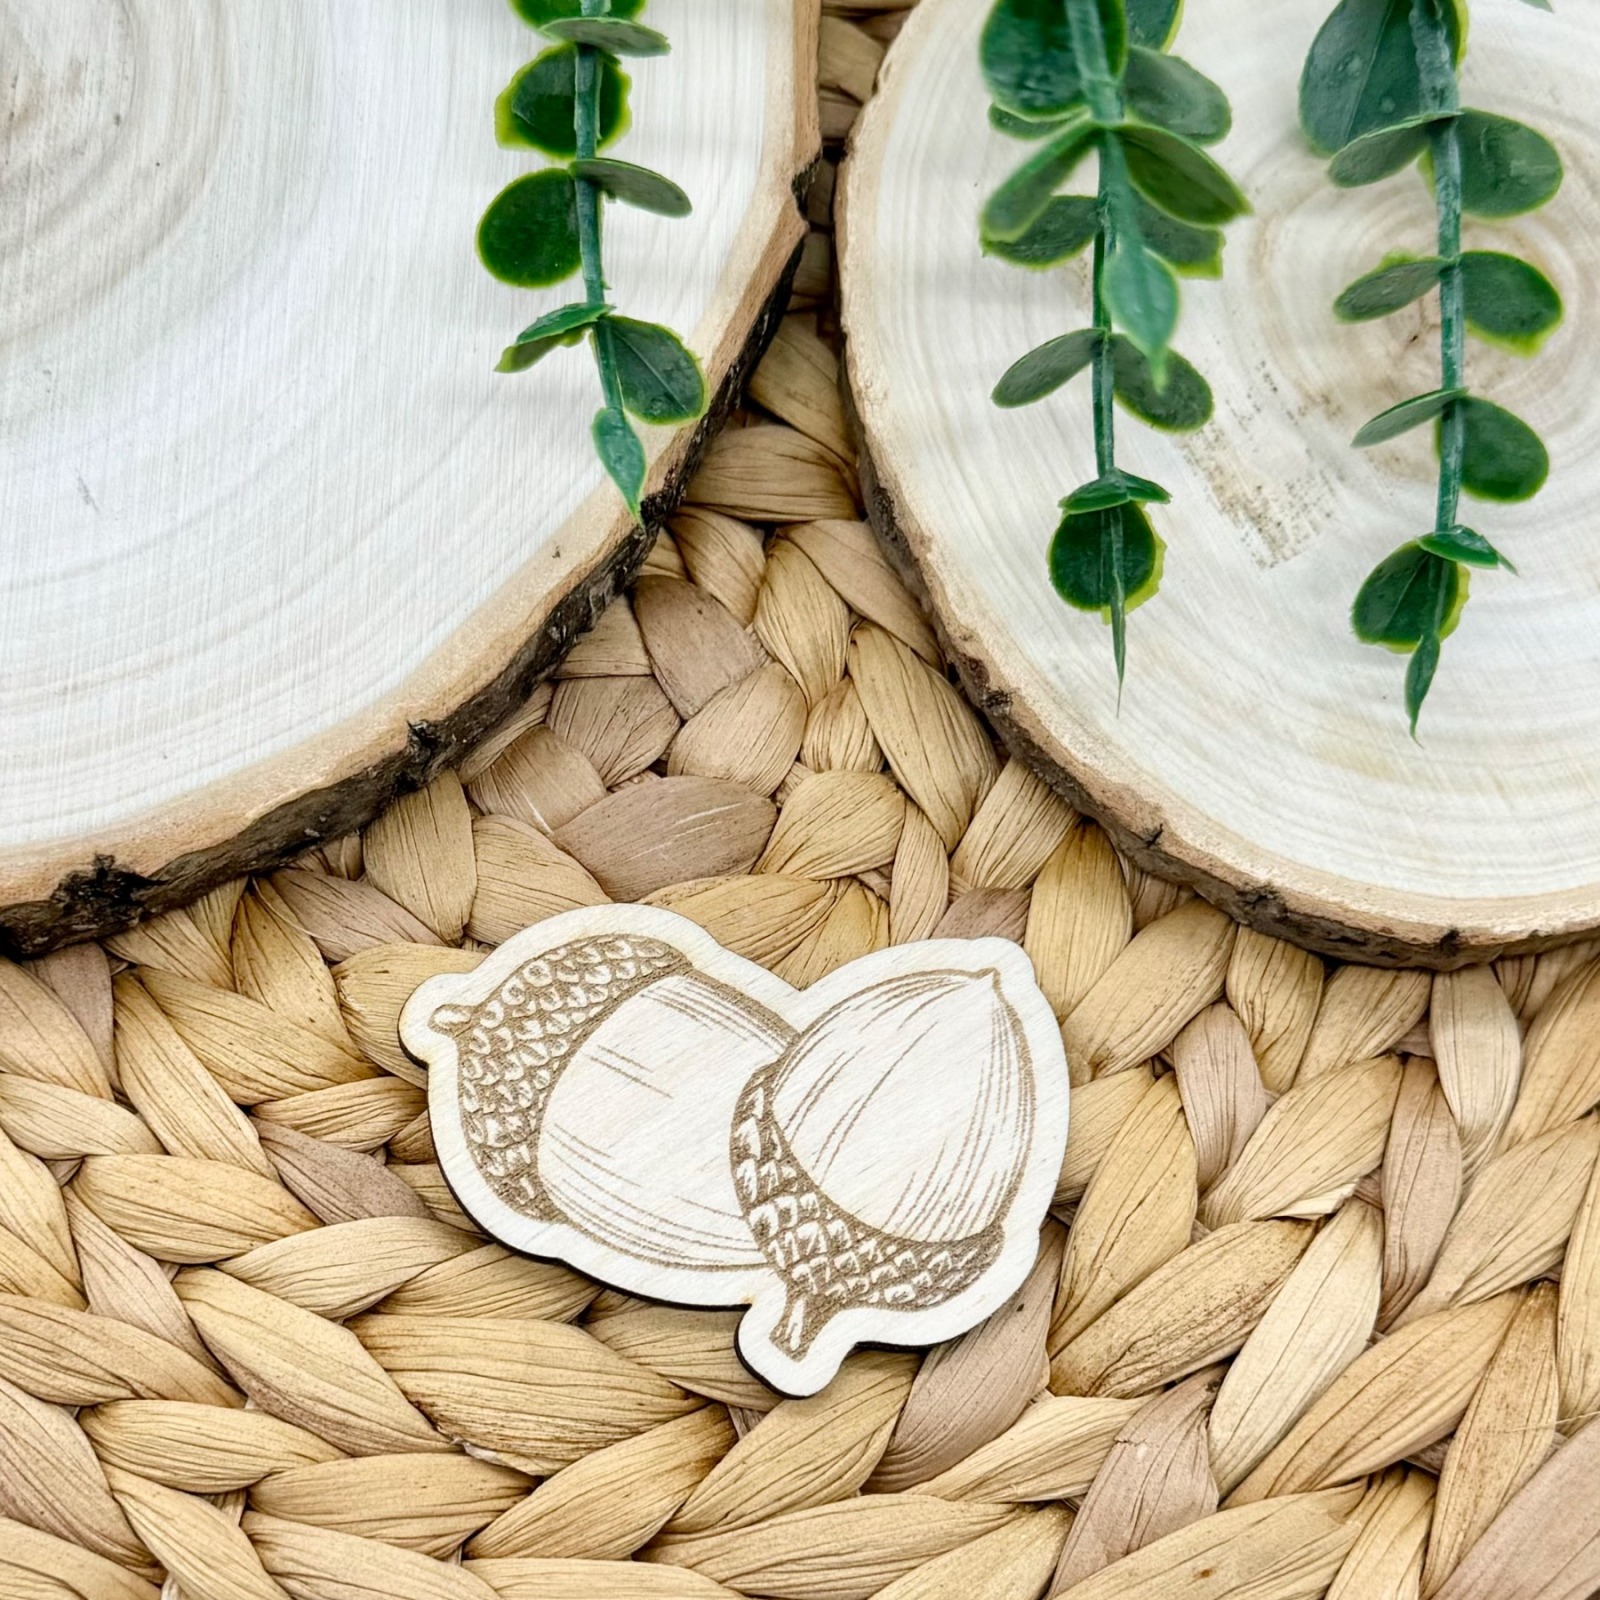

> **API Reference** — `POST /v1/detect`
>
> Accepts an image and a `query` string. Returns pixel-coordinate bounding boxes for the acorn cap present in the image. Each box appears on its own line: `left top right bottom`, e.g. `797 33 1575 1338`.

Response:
437 934 686 1218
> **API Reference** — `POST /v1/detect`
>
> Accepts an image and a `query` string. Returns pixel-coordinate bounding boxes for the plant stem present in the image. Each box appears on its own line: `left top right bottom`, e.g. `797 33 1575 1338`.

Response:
1413 0 1464 536
575 0 624 413
1432 120 1465 535
1090 181 1117 480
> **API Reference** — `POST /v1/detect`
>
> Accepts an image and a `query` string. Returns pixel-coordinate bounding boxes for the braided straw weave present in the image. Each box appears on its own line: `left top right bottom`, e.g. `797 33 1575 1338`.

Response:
6 9 1600 1597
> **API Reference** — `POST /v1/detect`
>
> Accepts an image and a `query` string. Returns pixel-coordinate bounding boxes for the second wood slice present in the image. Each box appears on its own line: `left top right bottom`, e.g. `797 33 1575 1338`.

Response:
840 0 1600 966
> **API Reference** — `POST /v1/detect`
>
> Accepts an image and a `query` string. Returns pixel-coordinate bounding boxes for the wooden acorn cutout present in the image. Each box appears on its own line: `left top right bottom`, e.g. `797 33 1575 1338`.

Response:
401 905 1069 1395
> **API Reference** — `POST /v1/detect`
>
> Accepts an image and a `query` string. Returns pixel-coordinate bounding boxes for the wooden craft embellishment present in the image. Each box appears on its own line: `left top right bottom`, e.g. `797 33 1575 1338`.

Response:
401 905 1069 1394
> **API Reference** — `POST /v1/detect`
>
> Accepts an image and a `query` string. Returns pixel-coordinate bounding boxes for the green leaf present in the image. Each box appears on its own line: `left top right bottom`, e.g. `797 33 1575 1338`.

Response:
508 0 644 23
1118 125 1251 225
1452 110 1563 216
572 158 692 217
1353 387 1465 447
990 105 1078 139
993 329 1103 407
1459 251 1563 353
1126 0 1182 49
495 46 630 156
1049 499 1167 681
1352 543 1466 647
1061 469 1172 513
1123 47 1231 144
1454 396 1549 501
495 301 611 372
984 195 1099 267
477 170 581 288
980 0 1125 117
1298 0 1464 154
1104 237 1179 368
1326 115 1442 186
1334 255 1444 320
981 112 1097 240
1419 525 1515 569
1111 336 1213 431
1133 195 1224 277
1406 630 1442 735
593 405 646 515
542 16 670 54
602 317 707 425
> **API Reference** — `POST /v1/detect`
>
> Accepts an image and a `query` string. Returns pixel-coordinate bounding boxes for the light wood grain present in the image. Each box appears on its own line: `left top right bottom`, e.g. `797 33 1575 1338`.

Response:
0 0 819 953
839 0 1600 966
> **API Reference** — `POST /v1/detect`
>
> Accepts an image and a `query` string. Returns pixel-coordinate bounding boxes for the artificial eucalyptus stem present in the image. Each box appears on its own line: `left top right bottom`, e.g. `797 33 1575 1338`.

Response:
572 10 626 419
980 0 1248 698
1090 147 1126 678
1303 0 1560 735
1429 144 1466 538
477 0 707 516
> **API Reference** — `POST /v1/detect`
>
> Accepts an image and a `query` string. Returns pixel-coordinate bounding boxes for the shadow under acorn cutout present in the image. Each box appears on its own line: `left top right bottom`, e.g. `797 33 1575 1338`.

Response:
400 905 1069 1395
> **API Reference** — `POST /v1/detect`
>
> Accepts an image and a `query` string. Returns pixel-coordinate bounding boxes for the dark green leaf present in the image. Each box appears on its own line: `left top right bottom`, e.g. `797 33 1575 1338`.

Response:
981 113 1097 240
542 16 670 54
980 0 1125 117
1118 125 1251 225
602 317 707 424
1452 110 1563 216
1352 387 1465 447
477 170 581 288
496 339 564 374
1298 0 1464 154
1406 631 1441 735
1050 500 1166 680
1123 47 1231 144
1326 115 1441 186
1061 470 1172 512
1351 543 1465 646
572 158 692 217
984 195 1099 267
993 329 1103 407
1419 525 1515 569
1104 237 1179 368
1454 397 1548 501
593 405 646 515
496 301 611 372
1132 195 1224 277
990 105 1077 139
508 0 644 23
1126 0 1182 49
1334 254 1444 320
1111 336 1213 431
1459 251 1563 353
495 46 630 156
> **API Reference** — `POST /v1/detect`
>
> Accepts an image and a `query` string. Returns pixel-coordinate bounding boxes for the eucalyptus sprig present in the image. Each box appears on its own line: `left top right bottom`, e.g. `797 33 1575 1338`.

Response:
979 0 1249 690
1301 0 1562 734
478 0 708 517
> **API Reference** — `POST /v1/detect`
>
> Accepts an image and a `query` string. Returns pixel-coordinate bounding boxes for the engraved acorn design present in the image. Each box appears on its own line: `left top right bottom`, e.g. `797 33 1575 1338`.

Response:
408 908 1064 1394
432 933 793 1268
731 969 1034 1357
429 934 689 1219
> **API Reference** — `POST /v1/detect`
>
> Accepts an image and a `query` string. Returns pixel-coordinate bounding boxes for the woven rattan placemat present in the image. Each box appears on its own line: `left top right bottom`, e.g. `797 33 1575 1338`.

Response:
2 8 1598 1597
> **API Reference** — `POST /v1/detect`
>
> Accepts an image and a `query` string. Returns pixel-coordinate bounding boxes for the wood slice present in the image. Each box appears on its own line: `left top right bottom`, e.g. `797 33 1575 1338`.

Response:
0 0 818 954
840 0 1598 967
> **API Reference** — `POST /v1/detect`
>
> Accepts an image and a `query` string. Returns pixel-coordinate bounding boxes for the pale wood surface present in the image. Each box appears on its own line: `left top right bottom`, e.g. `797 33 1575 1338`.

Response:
840 0 1600 965
0 0 817 949
401 904 1069 1395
